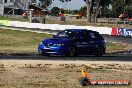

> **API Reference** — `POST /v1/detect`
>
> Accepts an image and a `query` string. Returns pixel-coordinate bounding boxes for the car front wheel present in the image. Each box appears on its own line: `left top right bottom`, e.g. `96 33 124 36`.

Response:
42 52 49 56
66 47 77 57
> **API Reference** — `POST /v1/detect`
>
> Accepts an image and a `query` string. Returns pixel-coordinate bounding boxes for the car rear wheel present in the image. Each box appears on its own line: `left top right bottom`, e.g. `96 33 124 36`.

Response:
67 47 77 57
95 47 104 57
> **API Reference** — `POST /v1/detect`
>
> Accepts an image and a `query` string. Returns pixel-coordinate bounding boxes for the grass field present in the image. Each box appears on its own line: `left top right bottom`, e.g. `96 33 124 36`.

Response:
0 28 128 54
0 16 29 22
0 29 52 54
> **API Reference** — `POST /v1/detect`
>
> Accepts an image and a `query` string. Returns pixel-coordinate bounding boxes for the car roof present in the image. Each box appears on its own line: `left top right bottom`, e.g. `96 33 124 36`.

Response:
65 29 98 33
65 29 86 31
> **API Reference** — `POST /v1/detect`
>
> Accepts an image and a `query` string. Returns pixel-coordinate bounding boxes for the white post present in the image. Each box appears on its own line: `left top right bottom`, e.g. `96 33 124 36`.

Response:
3 0 5 3
59 1 62 14
13 8 14 15
29 9 34 22
0 5 4 16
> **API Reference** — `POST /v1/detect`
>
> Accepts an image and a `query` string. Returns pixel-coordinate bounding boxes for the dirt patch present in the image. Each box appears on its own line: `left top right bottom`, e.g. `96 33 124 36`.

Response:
0 61 132 88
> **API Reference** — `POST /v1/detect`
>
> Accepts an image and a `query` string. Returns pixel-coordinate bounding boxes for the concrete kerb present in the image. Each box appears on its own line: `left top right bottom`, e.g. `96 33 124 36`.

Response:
7 21 113 35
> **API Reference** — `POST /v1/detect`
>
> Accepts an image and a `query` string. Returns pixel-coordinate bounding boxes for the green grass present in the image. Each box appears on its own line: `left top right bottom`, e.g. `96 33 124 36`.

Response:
0 29 52 54
0 16 29 22
106 42 126 53
0 29 127 54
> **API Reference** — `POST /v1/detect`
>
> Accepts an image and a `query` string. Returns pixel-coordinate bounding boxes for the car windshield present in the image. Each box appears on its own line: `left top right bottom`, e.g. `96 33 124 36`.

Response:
56 30 76 38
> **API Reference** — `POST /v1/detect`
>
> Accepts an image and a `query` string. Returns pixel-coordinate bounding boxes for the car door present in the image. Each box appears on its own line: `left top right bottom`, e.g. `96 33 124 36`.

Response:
88 32 98 53
75 31 92 54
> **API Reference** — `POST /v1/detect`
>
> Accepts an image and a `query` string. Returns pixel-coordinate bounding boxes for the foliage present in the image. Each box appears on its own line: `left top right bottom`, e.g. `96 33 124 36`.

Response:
51 7 60 16
110 0 132 18
125 0 132 5
31 0 36 3
99 7 111 18
112 0 125 17
30 0 53 9
39 0 53 9
124 5 132 18
68 10 72 14
79 6 87 17
32 0 132 20
63 9 69 14
59 0 111 22
71 10 79 15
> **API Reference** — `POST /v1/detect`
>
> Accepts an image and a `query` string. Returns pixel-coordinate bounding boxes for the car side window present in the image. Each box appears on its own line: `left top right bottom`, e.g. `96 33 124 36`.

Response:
57 31 67 37
89 32 95 39
81 31 90 38
57 30 76 38
94 32 101 39
66 31 76 38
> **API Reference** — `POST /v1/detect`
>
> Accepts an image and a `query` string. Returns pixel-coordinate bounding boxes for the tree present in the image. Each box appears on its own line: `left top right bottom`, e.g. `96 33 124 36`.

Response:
63 9 72 14
124 0 132 18
64 9 69 14
79 6 87 17
124 5 132 18
39 0 53 9
86 0 111 22
112 0 125 17
71 10 79 15
31 0 53 9
68 9 72 14
111 0 132 18
51 7 60 16
125 0 132 5
59 0 111 22
31 0 36 3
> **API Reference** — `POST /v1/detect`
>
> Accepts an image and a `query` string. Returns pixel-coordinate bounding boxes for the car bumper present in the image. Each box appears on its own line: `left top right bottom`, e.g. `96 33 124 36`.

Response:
38 45 68 55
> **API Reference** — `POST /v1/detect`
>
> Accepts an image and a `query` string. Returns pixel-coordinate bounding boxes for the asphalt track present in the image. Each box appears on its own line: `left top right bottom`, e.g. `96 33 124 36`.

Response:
0 54 131 61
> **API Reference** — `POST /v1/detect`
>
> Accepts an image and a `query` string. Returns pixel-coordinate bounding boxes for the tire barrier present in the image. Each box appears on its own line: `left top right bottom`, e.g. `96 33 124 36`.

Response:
112 28 132 36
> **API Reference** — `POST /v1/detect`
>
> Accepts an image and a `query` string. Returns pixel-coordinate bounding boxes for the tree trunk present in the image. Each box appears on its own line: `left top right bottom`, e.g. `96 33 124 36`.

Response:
86 0 94 22
92 6 102 23
86 0 91 22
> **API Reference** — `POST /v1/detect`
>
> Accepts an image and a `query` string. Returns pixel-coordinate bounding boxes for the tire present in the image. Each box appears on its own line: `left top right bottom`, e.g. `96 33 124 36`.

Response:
42 52 49 56
80 77 90 86
95 47 104 57
66 47 77 57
